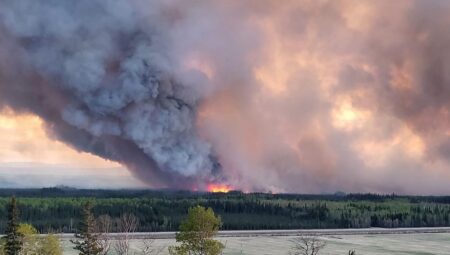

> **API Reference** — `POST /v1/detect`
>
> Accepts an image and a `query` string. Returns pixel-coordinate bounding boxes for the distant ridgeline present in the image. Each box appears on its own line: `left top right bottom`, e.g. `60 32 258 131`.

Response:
1 188 450 233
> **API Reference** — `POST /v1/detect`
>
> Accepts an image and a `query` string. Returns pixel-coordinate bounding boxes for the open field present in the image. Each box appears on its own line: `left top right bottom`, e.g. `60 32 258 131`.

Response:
61 229 450 255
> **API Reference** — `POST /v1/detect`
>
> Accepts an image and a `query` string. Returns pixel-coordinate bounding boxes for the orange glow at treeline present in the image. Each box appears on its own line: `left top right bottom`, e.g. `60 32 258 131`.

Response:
207 183 232 193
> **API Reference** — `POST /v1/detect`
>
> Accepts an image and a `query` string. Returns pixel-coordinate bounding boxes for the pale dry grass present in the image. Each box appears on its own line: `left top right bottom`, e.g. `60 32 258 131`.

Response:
61 233 450 255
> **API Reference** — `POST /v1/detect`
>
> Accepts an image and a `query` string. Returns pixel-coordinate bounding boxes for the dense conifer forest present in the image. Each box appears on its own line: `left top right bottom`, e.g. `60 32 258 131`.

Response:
1 188 450 233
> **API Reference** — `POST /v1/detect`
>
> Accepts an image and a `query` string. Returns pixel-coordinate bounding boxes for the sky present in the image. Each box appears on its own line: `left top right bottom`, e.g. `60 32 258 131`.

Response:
0 110 145 188
0 0 449 194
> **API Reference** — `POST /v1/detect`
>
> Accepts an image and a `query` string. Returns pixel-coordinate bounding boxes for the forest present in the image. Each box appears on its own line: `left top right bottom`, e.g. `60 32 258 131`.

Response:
1 188 450 233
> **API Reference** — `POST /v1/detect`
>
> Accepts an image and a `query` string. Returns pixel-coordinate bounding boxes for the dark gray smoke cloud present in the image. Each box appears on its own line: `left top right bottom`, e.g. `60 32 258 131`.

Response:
0 0 449 194
0 0 220 189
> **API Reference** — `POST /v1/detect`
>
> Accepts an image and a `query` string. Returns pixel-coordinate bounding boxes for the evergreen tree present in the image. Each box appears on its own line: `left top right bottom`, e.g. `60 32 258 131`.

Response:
3 197 23 255
71 202 103 255
169 205 224 255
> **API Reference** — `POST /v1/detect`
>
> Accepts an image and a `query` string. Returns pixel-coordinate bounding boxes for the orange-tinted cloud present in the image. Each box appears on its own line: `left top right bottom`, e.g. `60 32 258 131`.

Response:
0 1 449 194
195 0 450 194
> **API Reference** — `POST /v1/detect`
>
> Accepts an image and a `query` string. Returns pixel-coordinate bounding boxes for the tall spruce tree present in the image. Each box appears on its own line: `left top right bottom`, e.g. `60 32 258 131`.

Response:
71 202 103 255
3 197 23 255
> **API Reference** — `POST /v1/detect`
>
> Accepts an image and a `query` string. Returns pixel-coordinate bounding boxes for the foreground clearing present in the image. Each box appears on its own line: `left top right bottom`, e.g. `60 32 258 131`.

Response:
61 231 450 255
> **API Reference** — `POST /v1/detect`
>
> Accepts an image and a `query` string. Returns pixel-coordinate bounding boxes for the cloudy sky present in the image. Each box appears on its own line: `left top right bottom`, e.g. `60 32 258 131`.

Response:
0 0 449 194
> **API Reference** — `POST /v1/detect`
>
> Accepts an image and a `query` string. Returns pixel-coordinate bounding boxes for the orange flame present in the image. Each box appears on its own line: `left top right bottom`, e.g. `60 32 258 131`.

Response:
207 183 232 193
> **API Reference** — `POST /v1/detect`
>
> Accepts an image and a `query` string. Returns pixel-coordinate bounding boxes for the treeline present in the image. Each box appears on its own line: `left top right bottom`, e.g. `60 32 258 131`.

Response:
1 188 450 233
3 188 450 203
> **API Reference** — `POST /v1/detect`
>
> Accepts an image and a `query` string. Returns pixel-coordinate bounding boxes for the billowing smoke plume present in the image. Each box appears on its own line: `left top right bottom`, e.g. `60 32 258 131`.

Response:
0 0 220 189
0 0 449 194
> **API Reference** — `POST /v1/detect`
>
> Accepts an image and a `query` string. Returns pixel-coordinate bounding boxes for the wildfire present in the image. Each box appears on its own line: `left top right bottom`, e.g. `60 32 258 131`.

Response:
207 183 232 193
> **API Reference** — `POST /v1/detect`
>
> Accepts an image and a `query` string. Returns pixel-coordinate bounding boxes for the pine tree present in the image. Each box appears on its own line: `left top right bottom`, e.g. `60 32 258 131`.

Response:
71 202 103 255
3 197 23 255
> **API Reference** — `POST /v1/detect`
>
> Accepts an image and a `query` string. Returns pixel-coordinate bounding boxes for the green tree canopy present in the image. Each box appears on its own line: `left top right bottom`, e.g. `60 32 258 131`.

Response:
16 223 62 255
17 224 38 236
169 205 224 255
3 197 23 255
